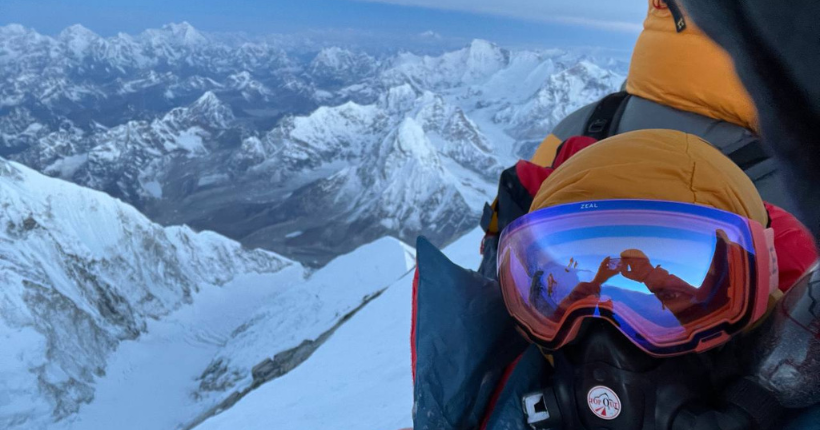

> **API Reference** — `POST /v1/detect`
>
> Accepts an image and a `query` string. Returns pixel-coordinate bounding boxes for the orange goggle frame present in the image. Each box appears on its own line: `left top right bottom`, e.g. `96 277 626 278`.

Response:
498 200 778 357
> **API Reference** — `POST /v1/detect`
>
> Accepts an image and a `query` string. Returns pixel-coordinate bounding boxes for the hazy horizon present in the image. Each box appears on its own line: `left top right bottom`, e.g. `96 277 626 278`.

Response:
0 0 644 51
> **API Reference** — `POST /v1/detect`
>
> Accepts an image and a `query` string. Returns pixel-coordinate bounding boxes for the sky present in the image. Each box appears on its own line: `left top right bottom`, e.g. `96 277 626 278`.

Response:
0 0 646 51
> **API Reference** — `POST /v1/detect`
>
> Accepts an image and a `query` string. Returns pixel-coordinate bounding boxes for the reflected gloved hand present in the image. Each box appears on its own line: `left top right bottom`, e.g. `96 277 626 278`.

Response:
592 256 621 286
620 249 655 282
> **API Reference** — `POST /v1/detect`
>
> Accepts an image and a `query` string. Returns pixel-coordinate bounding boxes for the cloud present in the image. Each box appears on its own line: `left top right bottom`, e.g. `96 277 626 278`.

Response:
353 0 646 33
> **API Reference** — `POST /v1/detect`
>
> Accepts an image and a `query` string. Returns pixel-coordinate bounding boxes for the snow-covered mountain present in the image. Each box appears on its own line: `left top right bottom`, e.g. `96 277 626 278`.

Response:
0 155 421 430
199 84 500 263
0 23 625 265
0 22 305 130
380 39 510 89
0 22 631 430
309 47 379 88
495 60 626 140
51 236 415 430
194 229 485 430
0 158 298 429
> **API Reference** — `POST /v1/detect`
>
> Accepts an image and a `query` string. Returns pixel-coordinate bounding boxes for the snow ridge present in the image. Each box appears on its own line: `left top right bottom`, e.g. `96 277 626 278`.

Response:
0 158 295 429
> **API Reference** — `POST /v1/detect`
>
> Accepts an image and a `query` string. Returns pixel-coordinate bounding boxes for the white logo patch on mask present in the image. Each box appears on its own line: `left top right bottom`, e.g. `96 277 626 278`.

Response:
587 385 622 420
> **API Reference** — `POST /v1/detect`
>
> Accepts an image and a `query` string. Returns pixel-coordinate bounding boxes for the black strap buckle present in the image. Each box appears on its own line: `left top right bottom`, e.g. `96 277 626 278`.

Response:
587 119 608 135
583 91 630 140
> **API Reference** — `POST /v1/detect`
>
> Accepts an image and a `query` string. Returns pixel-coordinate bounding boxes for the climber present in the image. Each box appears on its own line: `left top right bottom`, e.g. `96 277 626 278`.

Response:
409 0 820 428
478 0 795 280
411 130 820 430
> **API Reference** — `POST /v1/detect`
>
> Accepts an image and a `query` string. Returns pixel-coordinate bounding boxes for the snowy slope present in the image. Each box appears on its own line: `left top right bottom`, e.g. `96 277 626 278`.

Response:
0 158 296 429
54 237 415 430
194 229 484 430
0 154 420 430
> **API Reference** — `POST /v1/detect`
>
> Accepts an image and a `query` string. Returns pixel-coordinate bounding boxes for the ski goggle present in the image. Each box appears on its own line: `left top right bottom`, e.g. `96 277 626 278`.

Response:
498 200 778 357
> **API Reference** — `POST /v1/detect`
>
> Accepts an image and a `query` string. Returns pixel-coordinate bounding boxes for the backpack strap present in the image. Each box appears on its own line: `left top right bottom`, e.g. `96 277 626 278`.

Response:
583 91 631 140
585 91 773 183
726 135 774 181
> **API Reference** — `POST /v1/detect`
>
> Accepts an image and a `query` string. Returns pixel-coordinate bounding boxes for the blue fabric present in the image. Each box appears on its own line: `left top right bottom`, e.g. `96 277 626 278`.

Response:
413 237 529 430
780 405 820 430
484 345 553 430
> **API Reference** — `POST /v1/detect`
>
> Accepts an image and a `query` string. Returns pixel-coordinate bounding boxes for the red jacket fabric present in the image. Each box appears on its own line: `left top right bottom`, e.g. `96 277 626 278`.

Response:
513 136 598 198
767 203 818 292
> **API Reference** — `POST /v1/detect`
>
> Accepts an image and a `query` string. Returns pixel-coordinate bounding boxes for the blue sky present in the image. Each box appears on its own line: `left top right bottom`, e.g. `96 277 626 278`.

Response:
0 0 646 50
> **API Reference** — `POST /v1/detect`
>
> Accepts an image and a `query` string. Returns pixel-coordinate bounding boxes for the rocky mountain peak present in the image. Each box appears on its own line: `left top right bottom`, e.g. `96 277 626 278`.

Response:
161 21 207 46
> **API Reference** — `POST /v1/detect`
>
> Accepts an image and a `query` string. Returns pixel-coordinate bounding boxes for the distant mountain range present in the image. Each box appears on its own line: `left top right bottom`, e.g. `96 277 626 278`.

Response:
0 22 627 265
0 22 631 430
